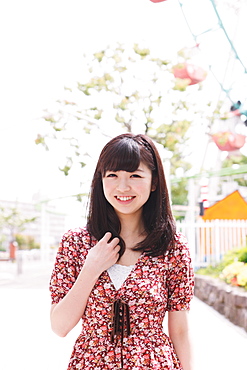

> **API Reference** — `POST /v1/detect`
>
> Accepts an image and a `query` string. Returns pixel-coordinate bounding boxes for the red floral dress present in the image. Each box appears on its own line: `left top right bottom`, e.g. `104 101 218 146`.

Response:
50 227 194 370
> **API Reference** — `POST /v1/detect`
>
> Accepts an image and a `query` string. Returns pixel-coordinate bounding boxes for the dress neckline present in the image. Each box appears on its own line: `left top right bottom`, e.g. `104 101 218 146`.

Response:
106 253 146 292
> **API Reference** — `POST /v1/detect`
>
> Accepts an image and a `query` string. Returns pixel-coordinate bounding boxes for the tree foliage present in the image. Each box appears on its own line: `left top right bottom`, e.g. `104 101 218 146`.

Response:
15 234 40 250
0 206 36 239
36 43 217 206
222 154 247 187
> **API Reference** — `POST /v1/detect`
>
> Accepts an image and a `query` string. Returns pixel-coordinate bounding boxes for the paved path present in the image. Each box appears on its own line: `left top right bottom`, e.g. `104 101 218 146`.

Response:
0 261 246 370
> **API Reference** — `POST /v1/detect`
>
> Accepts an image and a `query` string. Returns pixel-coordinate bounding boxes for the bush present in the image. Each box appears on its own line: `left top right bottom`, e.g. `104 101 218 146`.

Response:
197 246 247 290
220 261 247 289
196 264 224 278
236 264 247 288
196 247 242 277
238 247 247 263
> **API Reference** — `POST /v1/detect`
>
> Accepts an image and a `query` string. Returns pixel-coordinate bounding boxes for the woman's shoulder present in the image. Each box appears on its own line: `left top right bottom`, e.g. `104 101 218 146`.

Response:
60 226 96 251
61 226 91 240
165 231 190 258
174 231 189 248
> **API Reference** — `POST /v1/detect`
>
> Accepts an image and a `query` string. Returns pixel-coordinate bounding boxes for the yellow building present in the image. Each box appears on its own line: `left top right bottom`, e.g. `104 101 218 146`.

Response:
202 190 247 220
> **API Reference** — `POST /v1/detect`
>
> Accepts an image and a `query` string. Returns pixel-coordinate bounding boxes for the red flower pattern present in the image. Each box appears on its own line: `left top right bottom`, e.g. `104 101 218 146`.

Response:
50 228 194 369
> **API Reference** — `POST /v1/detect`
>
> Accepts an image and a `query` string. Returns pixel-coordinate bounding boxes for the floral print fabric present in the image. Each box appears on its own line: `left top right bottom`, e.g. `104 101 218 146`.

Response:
50 228 194 370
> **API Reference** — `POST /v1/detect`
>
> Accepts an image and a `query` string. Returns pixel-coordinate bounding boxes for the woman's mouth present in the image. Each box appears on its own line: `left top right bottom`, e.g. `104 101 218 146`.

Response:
115 196 135 202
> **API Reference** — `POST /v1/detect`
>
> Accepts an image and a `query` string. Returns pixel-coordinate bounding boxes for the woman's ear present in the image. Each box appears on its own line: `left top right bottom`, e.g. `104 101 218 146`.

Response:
151 178 157 192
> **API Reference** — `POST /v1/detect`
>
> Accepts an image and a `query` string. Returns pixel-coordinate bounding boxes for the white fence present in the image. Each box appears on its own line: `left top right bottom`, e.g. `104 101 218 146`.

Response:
176 219 247 269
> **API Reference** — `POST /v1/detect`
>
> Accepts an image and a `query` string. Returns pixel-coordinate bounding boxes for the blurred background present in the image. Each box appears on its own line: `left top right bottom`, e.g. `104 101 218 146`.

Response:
1 1 247 369
1 0 247 260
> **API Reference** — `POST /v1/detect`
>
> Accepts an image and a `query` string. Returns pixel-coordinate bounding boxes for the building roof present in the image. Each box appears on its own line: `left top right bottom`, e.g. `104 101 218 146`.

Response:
202 190 247 220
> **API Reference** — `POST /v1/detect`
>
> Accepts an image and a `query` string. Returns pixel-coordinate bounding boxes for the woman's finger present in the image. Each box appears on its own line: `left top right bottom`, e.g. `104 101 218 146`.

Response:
102 232 112 242
109 237 120 247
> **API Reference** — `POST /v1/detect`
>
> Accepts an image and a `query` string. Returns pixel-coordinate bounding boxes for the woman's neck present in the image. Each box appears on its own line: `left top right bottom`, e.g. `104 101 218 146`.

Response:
118 214 146 249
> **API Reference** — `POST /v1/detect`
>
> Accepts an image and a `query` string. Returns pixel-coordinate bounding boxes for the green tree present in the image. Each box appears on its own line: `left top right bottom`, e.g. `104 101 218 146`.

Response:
36 43 216 206
15 234 40 250
0 206 36 243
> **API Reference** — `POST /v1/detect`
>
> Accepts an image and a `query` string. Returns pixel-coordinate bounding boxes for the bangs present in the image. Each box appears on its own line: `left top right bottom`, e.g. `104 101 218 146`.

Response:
100 137 141 175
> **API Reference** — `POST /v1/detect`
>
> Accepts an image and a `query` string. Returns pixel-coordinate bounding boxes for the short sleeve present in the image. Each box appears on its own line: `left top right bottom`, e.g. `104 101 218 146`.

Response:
166 233 194 311
49 228 91 305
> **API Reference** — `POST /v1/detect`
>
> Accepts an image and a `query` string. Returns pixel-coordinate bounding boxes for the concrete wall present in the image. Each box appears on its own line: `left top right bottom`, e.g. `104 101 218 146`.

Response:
195 275 247 332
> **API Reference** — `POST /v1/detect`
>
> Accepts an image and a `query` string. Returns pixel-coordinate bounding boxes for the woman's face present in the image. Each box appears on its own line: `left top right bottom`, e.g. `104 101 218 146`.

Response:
102 162 155 219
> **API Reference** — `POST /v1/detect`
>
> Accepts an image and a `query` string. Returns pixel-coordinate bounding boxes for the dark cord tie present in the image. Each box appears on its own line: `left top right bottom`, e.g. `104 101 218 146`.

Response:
110 299 131 343
110 299 131 368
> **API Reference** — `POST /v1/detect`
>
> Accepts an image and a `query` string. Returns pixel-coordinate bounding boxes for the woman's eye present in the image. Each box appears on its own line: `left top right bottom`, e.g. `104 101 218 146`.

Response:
106 173 117 178
131 174 141 178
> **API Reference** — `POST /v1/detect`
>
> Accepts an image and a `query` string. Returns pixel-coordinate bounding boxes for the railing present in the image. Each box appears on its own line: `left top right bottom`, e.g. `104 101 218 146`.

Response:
176 219 247 269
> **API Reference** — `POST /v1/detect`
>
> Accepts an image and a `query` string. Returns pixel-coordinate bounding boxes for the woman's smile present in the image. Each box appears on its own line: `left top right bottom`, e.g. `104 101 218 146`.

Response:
115 195 136 203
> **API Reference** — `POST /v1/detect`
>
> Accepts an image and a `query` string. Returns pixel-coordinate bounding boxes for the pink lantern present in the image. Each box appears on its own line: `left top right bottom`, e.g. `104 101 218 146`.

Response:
173 62 207 85
150 0 167 2
212 132 246 151
221 109 241 119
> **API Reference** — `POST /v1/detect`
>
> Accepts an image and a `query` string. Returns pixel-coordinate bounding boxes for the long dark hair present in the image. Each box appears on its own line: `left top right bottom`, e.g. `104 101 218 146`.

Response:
87 133 176 257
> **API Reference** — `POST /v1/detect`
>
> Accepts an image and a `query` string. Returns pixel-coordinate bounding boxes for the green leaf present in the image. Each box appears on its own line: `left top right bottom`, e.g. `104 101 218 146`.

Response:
133 44 150 58
80 162 86 168
94 51 105 62
59 165 71 176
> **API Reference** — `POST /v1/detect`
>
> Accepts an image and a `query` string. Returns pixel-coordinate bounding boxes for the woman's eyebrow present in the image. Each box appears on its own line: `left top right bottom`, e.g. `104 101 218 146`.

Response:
134 168 144 172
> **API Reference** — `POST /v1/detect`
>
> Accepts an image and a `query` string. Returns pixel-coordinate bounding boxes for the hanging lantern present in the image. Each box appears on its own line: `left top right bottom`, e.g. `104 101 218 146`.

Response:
212 132 246 151
173 62 207 85
222 110 241 119
150 0 167 2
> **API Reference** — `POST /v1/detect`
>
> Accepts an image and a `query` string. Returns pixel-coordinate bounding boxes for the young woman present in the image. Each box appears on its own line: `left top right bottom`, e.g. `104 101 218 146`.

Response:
50 133 194 370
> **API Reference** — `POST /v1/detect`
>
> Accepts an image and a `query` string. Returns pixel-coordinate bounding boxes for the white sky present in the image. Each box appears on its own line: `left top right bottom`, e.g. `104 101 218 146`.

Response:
0 0 246 221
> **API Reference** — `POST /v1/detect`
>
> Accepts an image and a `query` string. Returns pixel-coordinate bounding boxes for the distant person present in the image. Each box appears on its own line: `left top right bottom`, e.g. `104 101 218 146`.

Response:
49 133 195 370
9 240 17 262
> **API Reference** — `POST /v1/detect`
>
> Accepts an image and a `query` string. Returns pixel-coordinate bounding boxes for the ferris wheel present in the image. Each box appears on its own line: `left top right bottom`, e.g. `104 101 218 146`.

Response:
150 0 247 211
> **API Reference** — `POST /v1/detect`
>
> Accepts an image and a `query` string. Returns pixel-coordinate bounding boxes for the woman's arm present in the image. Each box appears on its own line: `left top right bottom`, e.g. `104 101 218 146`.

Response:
168 310 194 370
50 232 120 337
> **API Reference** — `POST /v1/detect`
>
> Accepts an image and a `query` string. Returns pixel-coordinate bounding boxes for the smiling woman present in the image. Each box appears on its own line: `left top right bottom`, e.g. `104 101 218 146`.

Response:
87 133 173 258
49 133 194 370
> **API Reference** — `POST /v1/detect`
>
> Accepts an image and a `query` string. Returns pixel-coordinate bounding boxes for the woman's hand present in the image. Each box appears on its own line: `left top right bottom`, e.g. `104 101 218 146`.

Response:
51 232 120 337
84 232 120 275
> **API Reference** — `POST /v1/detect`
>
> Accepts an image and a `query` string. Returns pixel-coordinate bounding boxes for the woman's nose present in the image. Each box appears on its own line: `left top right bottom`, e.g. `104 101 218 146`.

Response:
116 178 131 192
